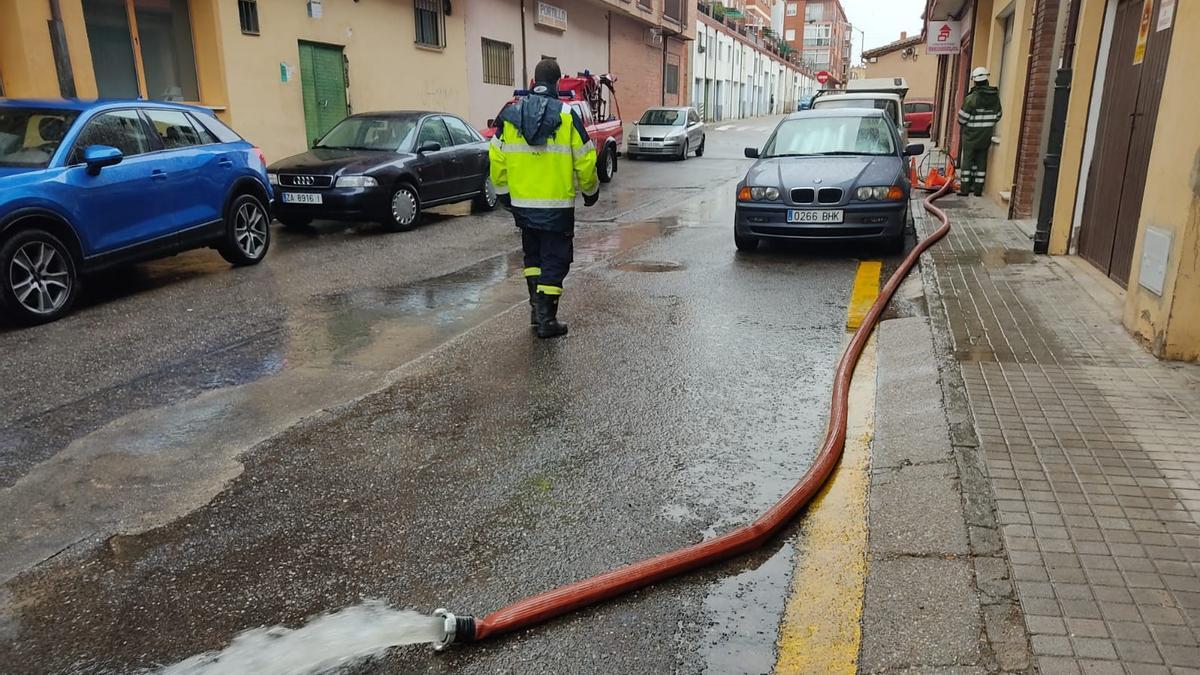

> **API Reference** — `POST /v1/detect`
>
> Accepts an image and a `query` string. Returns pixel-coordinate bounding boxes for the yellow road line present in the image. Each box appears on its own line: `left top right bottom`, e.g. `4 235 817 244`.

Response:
775 261 879 674
845 260 882 331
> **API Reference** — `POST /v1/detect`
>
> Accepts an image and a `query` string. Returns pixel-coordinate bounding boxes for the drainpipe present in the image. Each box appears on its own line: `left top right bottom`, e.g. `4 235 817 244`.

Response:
1033 0 1083 254
48 0 76 98
661 34 668 105
519 0 529 85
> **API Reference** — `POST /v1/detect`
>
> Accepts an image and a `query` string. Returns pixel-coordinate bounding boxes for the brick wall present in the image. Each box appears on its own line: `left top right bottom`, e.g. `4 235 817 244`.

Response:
611 13 668 123
1011 0 1061 218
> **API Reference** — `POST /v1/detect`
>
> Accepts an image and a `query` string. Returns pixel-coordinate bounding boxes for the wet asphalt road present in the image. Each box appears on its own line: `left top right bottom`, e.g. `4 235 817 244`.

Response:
1 118 911 673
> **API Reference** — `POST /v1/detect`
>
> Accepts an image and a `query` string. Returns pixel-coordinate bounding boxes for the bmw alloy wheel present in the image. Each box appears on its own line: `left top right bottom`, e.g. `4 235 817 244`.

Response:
234 200 268 259
9 240 72 315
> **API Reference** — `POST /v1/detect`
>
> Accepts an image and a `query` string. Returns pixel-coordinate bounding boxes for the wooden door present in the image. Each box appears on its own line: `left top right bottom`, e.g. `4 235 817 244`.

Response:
298 42 349 146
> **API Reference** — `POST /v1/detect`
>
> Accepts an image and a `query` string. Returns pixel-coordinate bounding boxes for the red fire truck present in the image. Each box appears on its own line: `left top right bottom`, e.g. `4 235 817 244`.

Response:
483 71 623 184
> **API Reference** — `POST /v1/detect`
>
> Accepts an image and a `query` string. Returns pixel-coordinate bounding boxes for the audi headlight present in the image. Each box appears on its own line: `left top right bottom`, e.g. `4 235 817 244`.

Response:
335 175 379 188
750 186 781 201
267 173 279 186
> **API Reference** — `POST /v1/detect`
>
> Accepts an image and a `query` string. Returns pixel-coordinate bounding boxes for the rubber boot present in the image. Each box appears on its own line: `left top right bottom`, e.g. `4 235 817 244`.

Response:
533 292 568 339
526 277 538 326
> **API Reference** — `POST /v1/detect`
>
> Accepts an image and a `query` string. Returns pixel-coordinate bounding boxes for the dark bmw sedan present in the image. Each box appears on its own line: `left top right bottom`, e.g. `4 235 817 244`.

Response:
734 108 923 252
268 111 496 231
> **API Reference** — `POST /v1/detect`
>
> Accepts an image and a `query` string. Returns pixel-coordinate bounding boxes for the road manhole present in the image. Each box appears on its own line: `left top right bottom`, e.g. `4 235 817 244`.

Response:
612 260 685 273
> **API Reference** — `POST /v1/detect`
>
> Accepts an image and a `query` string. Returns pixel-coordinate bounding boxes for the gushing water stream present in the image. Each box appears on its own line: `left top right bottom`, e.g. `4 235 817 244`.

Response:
157 601 442 675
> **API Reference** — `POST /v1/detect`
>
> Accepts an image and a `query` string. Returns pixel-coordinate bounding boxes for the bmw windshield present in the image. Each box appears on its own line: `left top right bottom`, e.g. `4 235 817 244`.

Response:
0 108 80 168
762 116 896 158
316 116 417 151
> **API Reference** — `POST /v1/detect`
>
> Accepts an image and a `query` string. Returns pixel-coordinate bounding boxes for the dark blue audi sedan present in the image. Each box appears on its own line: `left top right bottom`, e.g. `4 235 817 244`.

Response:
0 99 272 325
735 108 923 253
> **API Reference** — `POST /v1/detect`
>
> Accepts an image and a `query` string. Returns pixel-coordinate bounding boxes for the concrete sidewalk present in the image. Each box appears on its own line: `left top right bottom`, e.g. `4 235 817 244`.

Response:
915 196 1200 674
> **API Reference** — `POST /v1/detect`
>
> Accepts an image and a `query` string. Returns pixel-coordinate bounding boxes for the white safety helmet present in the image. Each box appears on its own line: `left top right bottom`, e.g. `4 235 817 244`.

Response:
971 66 991 83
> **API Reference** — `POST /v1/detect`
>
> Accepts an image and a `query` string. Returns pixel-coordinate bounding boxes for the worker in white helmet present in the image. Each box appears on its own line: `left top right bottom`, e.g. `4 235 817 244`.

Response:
956 67 1002 197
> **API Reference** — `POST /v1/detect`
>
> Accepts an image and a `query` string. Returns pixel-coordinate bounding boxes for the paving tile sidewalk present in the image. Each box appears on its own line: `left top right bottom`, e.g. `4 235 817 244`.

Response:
914 196 1200 674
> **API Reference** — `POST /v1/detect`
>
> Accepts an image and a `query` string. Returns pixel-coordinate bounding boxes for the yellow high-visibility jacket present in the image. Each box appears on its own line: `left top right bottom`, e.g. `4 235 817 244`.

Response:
490 97 598 230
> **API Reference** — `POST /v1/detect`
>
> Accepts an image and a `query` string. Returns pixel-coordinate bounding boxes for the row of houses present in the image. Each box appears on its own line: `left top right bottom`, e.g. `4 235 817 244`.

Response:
0 0 815 163
0 0 693 162
924 0 1198 362
691 8 820 121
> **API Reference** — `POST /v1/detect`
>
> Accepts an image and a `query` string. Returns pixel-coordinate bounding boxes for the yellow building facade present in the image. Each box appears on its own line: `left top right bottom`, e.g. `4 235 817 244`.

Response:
0 0 469 162
861 35 938 100
930 0 1198 361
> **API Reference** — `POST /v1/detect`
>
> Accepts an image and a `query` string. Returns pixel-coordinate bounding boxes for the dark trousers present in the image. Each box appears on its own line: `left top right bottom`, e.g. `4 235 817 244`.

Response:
958 142 991 196
521 227 574 291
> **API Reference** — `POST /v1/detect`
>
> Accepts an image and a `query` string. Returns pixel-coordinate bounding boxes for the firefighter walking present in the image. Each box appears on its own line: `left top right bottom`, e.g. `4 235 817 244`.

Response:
956 67 1002 197
490 59 599 339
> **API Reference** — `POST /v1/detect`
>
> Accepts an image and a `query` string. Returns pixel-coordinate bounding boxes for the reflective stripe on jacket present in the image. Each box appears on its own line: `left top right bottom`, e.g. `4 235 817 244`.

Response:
489 105 599 215
957 84 1002 149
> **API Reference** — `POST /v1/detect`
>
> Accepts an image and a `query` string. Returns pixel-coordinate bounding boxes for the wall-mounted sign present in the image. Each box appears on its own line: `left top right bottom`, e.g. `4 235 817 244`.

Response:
1157 0 1175 32
536 2 568 31
926 20 961 55
279 62 295 83
1133 0 1152 64
307 0 323 19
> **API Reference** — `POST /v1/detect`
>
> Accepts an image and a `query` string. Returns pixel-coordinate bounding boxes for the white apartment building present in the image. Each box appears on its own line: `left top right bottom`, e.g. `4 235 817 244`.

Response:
691 17 817 122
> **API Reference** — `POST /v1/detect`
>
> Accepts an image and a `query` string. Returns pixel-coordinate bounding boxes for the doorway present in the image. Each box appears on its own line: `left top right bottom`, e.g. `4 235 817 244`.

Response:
1077 0 1174 286
298 42 349 145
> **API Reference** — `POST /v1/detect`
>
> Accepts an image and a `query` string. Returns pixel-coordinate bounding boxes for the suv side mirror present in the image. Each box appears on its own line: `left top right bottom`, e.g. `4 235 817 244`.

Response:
83 145 123 175
904 143 925 156
486 118 495 128
417 140 441 154
744 147 760 159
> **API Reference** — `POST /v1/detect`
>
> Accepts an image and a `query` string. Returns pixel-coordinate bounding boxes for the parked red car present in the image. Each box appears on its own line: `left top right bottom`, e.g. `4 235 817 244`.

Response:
482 72 622 183
903 99 934 137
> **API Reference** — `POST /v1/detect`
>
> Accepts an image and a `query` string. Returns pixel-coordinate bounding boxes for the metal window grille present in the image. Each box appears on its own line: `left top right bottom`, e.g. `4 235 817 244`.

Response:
238 0 259 35
415 0 445 48
665 63 679 94
482 38 514 86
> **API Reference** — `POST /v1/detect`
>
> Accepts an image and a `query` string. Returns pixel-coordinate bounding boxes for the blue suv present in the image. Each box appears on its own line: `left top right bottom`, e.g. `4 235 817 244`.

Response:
0 100 273 325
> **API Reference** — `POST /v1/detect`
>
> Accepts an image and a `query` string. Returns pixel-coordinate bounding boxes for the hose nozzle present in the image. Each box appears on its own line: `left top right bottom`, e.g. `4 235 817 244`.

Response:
432 609 475 652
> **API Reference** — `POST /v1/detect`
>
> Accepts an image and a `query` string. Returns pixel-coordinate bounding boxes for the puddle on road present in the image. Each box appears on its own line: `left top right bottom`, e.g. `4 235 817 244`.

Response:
611 259 685 273
698 543 794 675
0 215 689 585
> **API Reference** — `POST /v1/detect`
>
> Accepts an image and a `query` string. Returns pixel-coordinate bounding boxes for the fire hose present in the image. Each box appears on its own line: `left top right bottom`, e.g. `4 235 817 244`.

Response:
433 180 957 649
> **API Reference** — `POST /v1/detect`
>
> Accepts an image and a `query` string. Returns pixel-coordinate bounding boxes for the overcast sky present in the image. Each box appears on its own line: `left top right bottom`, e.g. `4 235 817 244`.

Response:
841 0 927 64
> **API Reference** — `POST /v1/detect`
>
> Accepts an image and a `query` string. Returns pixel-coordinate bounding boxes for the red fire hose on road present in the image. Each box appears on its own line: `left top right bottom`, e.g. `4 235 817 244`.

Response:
434 181 957 649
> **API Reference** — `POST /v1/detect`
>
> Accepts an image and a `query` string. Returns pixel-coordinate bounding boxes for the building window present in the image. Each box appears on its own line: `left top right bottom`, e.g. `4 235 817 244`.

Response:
238 0 259 35
665 62 679 94
481 38 514 86
415 0 445 48
786 2 797 16
784 29 795 41
82 0 199 101
638 0 652 11
804 3 824 21
664 0 683 22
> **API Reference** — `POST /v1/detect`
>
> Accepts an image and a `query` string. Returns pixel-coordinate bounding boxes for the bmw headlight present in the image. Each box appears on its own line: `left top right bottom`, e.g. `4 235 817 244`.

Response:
751 186 781 201
855 185 901 201
267 173 279 186
335 175 379 188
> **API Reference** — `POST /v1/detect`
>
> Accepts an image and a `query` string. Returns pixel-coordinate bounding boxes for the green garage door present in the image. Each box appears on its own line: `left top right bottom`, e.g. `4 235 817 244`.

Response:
298 42 348 144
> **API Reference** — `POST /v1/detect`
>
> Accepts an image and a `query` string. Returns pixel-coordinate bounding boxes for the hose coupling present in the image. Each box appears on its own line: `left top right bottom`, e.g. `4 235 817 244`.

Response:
432 608 476 651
